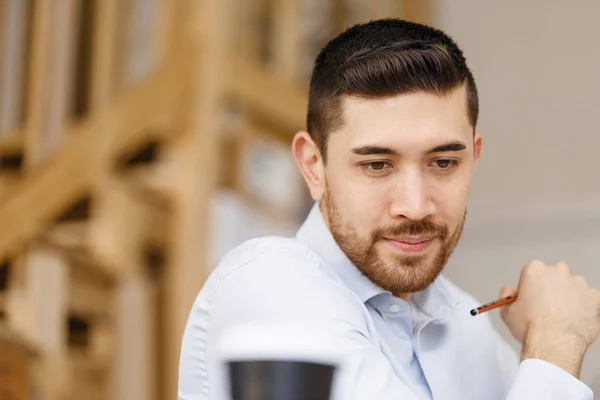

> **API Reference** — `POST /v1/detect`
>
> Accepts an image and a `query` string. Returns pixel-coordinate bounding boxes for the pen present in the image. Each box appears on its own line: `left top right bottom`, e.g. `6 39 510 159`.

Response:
470 295 517 316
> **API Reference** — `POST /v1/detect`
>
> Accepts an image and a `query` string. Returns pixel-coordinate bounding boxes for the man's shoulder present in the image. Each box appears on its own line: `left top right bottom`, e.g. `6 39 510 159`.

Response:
201 236 360 310
215 236 319 272
208 236 327 285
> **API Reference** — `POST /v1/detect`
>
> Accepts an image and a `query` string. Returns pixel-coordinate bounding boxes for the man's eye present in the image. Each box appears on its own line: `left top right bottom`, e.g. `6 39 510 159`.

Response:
361 161 392 176
367 161 388 171
433 159 458 169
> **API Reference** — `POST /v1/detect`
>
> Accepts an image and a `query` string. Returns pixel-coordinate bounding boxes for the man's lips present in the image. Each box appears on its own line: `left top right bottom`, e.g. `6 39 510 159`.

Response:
384 237 435 253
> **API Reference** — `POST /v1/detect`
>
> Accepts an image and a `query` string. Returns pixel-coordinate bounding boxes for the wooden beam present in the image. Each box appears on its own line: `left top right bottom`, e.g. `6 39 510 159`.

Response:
69 350 110 400
271 0 301 81
88 317 114 372
3 255 29 340
235 0 264 66
89 0 118 112
0 56 189 262
69 262 115 319
31 0 81 165
0 1 6 113
112 0 131 94
23 245 71 400
0 322 37 400
88 176 168 276
0 173 18 200
0 0 30 138
224 56 308 132
118 0 161 90
118 157 176 206
114 273 156 400
22 0 52 169
161 0 224 397
43 222 88 251
0 132 23 155
156 0 177 64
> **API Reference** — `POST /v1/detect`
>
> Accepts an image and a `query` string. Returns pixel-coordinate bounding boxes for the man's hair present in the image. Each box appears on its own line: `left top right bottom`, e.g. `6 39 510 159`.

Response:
307 19 478 160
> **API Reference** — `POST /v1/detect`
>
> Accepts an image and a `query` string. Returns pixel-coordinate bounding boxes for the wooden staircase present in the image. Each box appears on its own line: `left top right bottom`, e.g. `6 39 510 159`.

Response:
0 1 429 398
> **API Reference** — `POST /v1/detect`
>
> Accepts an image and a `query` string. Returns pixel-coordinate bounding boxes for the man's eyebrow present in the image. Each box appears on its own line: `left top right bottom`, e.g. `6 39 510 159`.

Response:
351 141 467 156
351 146 398 156
426 141 467 154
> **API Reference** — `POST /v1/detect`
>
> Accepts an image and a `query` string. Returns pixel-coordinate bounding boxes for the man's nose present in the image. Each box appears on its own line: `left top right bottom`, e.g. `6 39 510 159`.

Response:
389 169 436 221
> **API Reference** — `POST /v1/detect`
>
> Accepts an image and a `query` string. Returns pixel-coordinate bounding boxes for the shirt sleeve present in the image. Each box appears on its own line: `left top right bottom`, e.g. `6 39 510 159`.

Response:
506 359 593 400
491 314 594 400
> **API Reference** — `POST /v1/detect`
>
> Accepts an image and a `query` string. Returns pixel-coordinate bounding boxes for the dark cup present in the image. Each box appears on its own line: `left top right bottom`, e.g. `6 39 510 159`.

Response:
228 360 336 400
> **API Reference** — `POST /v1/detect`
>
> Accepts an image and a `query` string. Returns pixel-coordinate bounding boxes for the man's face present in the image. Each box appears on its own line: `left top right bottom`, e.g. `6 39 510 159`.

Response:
294 85 482 297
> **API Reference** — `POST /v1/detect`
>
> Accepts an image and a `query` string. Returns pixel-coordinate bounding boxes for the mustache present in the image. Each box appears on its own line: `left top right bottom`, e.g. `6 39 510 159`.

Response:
372 220 449 241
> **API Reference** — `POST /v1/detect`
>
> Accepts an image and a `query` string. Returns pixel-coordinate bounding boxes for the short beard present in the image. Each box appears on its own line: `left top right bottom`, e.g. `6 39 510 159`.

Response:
324 189 464 295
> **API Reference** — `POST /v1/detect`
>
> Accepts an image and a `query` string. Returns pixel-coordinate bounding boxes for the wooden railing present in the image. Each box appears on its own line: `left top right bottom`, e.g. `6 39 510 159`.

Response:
0 1 429 398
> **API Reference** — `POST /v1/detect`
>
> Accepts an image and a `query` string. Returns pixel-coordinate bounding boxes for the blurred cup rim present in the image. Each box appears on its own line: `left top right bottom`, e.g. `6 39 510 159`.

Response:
216 323 344 367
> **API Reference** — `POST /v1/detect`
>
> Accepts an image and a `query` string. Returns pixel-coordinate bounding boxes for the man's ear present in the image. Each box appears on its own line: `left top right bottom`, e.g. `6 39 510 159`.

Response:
291 131 326 201
473 131 483 166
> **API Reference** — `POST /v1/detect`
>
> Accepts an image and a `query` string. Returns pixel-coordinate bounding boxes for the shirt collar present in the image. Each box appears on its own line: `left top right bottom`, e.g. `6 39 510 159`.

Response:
296 203 459 322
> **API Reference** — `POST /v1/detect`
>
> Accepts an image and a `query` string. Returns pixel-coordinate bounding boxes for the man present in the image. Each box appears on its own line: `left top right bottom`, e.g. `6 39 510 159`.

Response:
179 19 600 399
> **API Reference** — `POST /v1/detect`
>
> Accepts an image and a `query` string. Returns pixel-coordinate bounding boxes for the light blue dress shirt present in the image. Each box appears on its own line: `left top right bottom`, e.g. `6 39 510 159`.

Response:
179 203 594 400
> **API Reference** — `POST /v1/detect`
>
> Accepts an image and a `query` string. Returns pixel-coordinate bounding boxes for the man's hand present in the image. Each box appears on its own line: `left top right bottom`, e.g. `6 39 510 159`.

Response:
500 260 600 379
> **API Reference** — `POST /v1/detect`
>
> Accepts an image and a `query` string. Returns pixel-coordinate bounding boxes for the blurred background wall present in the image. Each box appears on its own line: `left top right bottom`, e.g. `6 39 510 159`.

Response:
0 0 598 399
432 0 600 388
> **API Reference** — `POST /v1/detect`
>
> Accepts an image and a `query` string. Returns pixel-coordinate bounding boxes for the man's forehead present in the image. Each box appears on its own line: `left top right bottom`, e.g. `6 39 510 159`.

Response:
332 89 473 153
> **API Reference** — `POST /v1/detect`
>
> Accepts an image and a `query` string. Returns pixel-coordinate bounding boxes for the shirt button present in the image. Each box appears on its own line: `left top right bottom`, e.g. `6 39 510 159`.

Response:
389 304 402 313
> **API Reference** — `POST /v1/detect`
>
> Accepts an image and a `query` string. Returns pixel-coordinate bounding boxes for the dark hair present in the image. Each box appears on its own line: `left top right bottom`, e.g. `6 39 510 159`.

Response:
307 19 478 160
